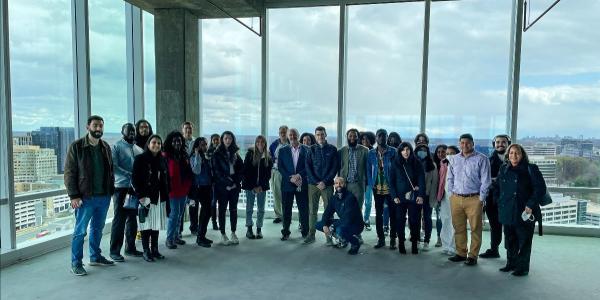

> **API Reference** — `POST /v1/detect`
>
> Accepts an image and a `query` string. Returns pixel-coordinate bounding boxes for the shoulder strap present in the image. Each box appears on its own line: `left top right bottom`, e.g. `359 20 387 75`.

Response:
402 164 415 190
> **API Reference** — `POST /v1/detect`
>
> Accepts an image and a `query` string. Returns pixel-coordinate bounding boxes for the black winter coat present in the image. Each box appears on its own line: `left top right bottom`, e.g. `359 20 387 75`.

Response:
211 147 244 192
389 156 426 202
242 148 273 191
132 151 170 205
496 162 546 225
487 150 506 204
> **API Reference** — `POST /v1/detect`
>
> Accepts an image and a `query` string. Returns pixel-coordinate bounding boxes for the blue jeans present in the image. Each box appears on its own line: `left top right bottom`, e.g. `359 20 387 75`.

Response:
363 188 373 223
246 189 266 228
71 195 111 266
167 196 187 242
435 205 442 237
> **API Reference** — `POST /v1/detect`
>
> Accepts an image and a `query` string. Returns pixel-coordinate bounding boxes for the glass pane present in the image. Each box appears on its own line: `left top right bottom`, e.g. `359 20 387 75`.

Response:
346 2 423 139
89 0 127 139
517 1 600 227
143 11 156 127
201 18 261 154
427 0 511 150
268 7 340 145
8 0 75 195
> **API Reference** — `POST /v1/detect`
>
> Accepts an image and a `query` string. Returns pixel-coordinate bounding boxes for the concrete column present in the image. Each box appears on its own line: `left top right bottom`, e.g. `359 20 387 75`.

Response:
154 9 199 138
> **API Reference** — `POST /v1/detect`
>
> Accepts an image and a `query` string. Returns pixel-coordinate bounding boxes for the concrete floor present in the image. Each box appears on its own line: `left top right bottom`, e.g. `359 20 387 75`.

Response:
1 219 599 300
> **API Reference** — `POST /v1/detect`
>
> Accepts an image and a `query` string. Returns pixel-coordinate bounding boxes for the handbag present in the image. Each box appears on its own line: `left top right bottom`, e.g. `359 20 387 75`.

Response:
527 165 553 206
402 165 418 202
138 204 149 223
123 186 140 210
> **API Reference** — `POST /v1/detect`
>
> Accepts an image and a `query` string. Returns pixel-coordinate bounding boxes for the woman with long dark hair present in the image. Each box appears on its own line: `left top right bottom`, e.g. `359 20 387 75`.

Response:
163 131 192 249
414 144 439 250
300 132 316 147
212 131 244 245
242 135 273 239
189 137 214 247
389 142 426 254
132 135 169 262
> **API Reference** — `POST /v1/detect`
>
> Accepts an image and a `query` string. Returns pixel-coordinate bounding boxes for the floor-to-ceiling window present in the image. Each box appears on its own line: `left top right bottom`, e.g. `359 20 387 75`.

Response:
268 7 340 145
346 2 424 141
427 0 512 151
8 0 75 247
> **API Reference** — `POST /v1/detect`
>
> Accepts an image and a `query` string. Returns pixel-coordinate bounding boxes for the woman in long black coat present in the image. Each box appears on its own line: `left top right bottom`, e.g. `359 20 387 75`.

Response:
496 144 546 276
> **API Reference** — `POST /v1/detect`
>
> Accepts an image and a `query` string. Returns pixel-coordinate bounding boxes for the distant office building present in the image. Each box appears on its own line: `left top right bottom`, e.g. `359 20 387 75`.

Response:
13 133 32 146
13 145 58 184
523 142 558 156
15 200 43 230
540 193 578 225
529 156 558 186
31 127 75 173
561 139 594 159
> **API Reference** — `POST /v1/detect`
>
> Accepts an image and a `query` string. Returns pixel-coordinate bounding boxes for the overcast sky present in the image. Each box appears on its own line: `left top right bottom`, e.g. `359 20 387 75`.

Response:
8 0 599 140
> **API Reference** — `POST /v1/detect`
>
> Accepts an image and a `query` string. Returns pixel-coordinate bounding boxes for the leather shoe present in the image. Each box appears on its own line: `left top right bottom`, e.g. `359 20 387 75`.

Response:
373 239 385 249
479 249 500 259
499 265 515 272
512 270 529 277
448 255 467 262
464 257 478 266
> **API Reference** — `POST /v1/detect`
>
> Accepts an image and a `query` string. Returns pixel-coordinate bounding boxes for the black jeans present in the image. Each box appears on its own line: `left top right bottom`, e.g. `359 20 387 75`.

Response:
189 185 212 238
485 199 503 251
397 201 422 243
211 185 218 224
141 230 160 251
504 221 535 272
216 187 239 234
282 189 309 237
316 219 364 247
110 188 138 255
374 193 396 240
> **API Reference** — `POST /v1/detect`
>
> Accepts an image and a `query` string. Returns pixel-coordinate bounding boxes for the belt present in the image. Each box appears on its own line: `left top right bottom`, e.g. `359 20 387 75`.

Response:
455 193 479 198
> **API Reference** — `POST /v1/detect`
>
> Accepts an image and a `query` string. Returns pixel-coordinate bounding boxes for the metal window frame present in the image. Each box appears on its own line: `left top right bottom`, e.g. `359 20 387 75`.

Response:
71 0 91 139
1 0 16 251
126 3 145 123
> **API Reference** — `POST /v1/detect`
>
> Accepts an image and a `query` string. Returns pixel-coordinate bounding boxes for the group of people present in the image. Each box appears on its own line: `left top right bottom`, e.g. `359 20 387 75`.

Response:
65 116 547 278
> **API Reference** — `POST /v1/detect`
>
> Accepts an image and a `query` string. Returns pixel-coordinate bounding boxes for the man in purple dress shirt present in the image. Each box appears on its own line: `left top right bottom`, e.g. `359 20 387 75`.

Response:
446 133 491 266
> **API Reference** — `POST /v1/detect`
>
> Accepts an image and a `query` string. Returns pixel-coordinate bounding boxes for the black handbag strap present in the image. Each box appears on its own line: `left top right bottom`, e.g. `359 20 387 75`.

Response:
402 164 415 191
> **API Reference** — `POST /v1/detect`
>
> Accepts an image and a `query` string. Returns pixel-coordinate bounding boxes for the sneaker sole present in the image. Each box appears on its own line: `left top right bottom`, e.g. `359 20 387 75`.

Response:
88 262 115 267
70 269 87 276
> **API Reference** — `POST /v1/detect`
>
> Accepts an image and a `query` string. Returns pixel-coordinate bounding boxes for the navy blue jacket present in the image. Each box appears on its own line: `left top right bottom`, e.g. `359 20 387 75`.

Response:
388 156 426 202
487 150 506 204
278 144 308 192
496 162 545 226
320 188 364 229
306 143 339 186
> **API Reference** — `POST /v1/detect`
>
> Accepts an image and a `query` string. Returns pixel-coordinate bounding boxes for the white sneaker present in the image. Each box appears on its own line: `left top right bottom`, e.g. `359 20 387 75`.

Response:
230 232 239 245
423 242 430 251
221 234 231 246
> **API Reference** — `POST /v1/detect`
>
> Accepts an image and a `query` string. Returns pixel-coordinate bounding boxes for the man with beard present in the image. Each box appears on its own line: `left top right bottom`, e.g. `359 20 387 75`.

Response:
338 129 368 242
109 123 143 262
65 115 115 276
317 177 365 255
480 134 511 259
134 119 153 149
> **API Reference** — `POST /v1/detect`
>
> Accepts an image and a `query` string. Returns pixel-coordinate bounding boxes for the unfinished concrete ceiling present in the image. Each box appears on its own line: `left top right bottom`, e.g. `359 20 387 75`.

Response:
125 0 263 18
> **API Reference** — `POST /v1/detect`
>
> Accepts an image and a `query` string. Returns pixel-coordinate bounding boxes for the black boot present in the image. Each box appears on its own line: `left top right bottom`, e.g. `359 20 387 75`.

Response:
196 235 211 248
399 241 407 254
255 228 263 239
411 241 418 254
246 226 256 239
143 250 155 262
374 239 385 249
389 238 397 250
151 231 165 259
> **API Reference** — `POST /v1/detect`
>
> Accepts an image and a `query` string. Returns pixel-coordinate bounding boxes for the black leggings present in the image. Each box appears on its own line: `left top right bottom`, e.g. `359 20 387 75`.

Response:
189 185 212 238
216 187 240 234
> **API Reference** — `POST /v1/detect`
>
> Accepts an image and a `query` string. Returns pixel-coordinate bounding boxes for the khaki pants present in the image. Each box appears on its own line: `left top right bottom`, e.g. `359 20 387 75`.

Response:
450 194 483 258
346 182 365 210
308 184 333 235
270 170 283 218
